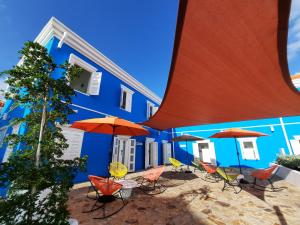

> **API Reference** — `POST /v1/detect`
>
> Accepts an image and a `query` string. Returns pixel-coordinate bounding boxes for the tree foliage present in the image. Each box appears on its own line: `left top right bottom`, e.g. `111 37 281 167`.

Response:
0 41 87 224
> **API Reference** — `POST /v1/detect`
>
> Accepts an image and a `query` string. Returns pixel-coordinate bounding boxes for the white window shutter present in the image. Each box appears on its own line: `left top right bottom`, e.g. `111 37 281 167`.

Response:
209 142 217 165
127 139 136 172
151 142 158 166
88 72 102 95
112 137 120 162
153 106 158 115
0 127 8 148
126 92 132 112
60 127 84 160
147 102 150 118
192 143 199 160
290 140 300 155
3 125 20 162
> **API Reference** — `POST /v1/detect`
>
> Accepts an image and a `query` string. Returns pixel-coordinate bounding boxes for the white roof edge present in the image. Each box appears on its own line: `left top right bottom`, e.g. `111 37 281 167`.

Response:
34 17 162 104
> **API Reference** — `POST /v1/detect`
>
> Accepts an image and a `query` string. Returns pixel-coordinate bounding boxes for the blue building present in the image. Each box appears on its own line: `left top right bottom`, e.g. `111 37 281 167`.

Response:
0 17 173 184
173 72 300 169
1 17 300 188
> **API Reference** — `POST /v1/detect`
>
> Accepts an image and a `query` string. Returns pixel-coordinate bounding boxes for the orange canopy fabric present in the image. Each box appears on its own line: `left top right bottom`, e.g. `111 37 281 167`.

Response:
143 0 300 130
71 116 149 136
210 128 268 138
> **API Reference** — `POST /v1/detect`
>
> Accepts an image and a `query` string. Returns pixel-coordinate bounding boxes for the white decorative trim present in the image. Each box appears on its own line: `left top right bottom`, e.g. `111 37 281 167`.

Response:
57 31 68 48
34 17 161 104
69 54 97 73
120 84 134 95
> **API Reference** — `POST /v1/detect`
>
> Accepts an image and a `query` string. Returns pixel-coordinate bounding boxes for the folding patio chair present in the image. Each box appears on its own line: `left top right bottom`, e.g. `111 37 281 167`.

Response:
169 157 184 172
191 160 207 173
109 162 128 180
84 175 126 219
199 161 220 182
138 165 166 195
216 168 242 194
251 165 280 191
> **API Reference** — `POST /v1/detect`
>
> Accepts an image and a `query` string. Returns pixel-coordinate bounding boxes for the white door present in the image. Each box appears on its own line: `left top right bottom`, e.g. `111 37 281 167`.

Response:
127 139 136 172
112 137 136 171
163 143 172 164
145 138 155 168
192 141 216 165
150 142 158 167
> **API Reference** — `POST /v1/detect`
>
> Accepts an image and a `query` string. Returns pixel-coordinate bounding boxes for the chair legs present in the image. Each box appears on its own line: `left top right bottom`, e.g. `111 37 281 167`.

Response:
84 191 127 219
138 178 166 195
251 177 282 192
221 180 242 194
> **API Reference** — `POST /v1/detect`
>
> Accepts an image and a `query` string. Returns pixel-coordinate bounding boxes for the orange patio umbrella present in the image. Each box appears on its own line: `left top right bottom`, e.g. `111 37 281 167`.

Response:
71 116 149 168
210 128 268 174
71 116 149 136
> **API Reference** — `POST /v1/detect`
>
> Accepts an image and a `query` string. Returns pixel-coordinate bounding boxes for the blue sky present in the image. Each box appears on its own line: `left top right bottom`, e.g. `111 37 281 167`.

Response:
0 0 300 98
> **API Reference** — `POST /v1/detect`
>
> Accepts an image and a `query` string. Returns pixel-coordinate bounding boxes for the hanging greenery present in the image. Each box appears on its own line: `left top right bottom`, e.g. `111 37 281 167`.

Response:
0 41 87 225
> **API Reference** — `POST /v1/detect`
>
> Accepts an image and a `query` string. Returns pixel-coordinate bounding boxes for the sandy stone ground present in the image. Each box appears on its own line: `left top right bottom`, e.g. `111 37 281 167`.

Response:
68 166 300 225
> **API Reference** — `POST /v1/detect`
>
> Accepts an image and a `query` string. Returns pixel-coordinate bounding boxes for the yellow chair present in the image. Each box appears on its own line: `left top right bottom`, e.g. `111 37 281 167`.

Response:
109 162 128 179
169 157 183 172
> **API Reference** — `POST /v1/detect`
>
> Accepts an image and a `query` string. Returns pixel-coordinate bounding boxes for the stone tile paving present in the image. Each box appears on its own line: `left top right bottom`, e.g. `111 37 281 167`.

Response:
68 167 300 225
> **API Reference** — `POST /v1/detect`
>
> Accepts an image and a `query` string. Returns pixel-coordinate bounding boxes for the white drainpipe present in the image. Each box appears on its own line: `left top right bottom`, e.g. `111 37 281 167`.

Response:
279 117 293 155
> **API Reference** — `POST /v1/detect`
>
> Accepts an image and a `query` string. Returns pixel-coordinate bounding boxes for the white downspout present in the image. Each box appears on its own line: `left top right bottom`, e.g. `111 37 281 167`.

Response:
279 117 293 155
171 128 175 158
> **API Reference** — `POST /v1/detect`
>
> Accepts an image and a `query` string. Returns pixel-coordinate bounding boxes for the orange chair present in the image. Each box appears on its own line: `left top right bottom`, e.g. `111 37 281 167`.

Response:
139 166 165 195
251 165 279 191
199 161 220 182
84 175 126 219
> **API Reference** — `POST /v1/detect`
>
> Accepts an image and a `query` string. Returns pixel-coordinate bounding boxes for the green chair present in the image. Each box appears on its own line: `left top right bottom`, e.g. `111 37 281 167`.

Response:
216 168 242 194
191 160 206 173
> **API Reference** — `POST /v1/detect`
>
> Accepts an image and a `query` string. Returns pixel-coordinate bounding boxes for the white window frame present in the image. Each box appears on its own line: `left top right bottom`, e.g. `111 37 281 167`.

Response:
120 85 134 112
0 126 8 148
192 140 216 165
146 100 158 119
68 54 102 96
290 135 300 155
238 137 260 160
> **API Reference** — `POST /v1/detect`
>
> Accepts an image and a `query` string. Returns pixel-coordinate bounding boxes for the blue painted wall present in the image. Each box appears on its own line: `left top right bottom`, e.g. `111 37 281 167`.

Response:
174 116 300 169
0 37 172 186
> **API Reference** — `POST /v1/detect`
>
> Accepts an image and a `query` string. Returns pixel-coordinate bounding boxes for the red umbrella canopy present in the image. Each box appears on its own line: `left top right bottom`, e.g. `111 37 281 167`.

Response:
71 116 149 136
209 128 268 138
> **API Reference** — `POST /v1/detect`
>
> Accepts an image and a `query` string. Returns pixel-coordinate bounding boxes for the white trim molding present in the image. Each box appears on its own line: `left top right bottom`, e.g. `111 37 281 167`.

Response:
34 17 162 104
69 54 97 72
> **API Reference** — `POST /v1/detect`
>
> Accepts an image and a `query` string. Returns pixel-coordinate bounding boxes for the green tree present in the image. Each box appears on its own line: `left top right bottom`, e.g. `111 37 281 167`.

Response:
0 41 87 224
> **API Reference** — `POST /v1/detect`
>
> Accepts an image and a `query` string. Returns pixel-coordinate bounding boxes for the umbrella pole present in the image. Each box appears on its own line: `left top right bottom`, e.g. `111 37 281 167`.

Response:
234 138 242 174
185 140 191 173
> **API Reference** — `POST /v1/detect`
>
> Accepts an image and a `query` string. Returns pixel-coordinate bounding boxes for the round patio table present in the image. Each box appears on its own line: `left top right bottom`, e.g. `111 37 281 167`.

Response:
116 179 138 199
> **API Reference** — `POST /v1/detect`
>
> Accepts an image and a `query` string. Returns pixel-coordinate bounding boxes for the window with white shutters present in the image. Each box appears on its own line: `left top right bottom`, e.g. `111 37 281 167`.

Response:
68 54 101 95
120 85 134 112
290 136 300 155
3 125 19 162
60 126 84 160
0 126 8 148
238 138 260 160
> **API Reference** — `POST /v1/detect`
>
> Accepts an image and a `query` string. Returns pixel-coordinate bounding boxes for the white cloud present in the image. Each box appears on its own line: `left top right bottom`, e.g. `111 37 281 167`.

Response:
288 0 300 61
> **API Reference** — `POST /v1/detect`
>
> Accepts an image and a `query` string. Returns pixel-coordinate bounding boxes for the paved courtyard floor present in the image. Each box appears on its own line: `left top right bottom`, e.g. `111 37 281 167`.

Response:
68 167 300 225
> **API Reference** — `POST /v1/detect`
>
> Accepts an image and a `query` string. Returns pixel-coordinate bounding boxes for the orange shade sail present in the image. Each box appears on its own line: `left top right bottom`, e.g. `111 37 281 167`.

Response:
71 116 149 136
143 0 300 130
209 128 268 138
